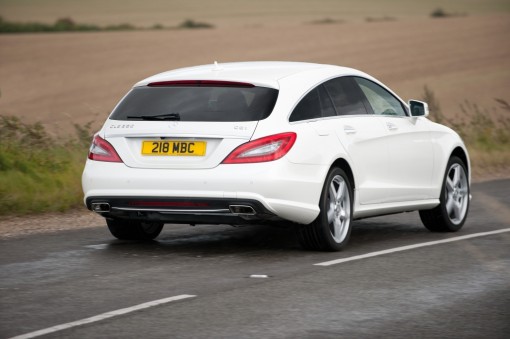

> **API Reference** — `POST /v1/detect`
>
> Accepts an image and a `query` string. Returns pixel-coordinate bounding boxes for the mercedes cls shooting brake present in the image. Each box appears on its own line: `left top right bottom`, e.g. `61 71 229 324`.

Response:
82 62 471 251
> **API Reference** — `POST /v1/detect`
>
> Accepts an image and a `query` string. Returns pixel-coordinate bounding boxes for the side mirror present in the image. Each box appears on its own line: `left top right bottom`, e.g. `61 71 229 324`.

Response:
409 100 429 117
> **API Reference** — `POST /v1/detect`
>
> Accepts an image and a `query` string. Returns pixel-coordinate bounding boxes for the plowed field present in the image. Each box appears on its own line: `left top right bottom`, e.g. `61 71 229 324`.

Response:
0 14 509 135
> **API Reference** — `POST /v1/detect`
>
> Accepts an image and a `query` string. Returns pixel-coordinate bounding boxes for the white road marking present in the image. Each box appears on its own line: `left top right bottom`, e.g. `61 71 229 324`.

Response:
315 228 510 267
250 274 269 278
84 244 109 250
9 294 196 339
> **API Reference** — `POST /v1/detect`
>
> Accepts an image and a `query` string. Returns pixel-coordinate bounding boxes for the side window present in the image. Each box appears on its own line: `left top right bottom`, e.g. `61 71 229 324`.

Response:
323 77 369 115
355 77 406 116
289 88 321 122
289 85 335 122
318 85 336 117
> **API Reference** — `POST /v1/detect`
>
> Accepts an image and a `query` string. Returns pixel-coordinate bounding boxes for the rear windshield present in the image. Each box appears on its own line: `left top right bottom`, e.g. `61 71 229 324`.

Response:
109 86 279 122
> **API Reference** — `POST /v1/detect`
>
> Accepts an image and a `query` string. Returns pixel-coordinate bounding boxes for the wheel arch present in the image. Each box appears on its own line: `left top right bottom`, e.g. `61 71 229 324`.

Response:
451 146 470 180
432 137 471 195
330 158 355 193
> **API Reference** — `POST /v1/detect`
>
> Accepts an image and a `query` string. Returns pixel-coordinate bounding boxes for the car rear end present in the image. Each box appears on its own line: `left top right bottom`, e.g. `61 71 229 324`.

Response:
82 77 321 226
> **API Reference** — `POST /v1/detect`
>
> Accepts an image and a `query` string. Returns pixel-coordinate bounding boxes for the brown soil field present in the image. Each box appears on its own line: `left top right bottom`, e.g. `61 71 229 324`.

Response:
0 14 509 136
1 0 508 27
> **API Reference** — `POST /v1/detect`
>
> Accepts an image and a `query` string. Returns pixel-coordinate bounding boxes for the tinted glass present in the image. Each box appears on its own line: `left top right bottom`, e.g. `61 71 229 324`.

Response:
110 86 279 122
289 88 321 122
318 85 336 117
355 78 406 116
323 77 368 115
289 85 338 122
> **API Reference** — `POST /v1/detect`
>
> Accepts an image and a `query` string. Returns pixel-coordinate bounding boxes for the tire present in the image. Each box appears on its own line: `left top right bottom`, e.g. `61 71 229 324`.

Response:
106 219 164 240
419 156 470 232
296 167 353 251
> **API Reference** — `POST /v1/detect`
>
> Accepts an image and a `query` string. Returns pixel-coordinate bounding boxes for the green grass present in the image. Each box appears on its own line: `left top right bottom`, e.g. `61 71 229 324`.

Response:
0 116 92 215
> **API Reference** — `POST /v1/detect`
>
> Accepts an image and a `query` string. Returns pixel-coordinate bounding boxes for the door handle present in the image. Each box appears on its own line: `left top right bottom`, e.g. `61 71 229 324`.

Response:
343 125 357 134
386 122 398 131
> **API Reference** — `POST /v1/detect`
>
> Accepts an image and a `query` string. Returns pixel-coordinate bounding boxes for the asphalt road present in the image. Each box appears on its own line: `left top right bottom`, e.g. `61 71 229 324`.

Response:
1 180 509 339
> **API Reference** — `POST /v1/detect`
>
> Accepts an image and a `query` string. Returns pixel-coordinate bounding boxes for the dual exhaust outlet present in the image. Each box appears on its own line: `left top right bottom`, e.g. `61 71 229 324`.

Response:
91 202 110 213
91 202 256 216
228 205 256 215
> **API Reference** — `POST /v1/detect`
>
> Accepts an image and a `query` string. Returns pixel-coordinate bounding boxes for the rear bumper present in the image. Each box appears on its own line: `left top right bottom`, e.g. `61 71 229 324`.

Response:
82 159 327 224
85 196 282 225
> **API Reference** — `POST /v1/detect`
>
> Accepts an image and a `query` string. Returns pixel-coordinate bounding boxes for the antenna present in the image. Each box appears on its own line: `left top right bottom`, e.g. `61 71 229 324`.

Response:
213 61 222 71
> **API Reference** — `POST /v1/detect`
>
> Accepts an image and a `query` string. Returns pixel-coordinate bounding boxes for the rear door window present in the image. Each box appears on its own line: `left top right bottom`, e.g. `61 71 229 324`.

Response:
323 77 369 116
110 85 279 122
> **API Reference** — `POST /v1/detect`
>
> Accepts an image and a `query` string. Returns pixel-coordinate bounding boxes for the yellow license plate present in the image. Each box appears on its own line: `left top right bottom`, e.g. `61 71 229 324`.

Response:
141 141 206 156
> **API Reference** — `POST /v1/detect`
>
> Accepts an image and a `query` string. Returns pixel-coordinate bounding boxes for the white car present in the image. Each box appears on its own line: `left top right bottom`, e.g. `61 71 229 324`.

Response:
82 62 470 251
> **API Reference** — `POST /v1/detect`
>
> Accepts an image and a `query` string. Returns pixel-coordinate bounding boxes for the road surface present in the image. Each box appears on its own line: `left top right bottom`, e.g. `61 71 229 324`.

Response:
1 180 509 338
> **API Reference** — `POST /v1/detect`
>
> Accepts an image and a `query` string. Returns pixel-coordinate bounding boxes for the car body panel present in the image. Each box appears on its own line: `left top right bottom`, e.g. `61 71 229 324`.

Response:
381 116 436 202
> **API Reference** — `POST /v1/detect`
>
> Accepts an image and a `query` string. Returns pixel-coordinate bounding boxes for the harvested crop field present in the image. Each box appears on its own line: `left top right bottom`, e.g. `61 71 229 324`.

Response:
0 14 509 136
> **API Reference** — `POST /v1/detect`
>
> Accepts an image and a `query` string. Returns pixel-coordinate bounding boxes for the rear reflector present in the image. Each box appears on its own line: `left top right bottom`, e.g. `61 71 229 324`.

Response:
222 132 297 164
128 201 210 207
148 80 254 88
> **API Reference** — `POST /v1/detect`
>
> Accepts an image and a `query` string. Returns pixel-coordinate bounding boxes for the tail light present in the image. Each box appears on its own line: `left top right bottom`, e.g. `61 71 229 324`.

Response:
222 132 296 164
88 135 123 163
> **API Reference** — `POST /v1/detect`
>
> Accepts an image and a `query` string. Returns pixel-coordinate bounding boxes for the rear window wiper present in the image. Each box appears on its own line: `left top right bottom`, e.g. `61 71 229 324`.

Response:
127 113 181 121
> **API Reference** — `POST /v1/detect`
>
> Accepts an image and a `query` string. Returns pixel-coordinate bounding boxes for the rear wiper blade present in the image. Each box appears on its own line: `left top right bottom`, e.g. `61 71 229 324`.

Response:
127 113 181 121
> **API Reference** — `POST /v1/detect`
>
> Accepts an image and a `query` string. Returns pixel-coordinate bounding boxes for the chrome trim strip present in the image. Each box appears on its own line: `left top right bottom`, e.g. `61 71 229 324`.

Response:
111 207 232 215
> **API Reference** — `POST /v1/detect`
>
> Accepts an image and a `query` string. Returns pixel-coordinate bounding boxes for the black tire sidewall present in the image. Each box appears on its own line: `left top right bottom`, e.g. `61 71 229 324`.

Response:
106 219 163 240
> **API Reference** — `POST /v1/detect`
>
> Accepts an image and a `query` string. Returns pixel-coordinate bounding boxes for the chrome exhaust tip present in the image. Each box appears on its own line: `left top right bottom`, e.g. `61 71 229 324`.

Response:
91 202 110 213
229 205 256 215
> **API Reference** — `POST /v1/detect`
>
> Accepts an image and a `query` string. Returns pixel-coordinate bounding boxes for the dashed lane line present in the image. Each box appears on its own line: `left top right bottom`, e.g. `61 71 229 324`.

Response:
9 294 196 339
315 228 510 267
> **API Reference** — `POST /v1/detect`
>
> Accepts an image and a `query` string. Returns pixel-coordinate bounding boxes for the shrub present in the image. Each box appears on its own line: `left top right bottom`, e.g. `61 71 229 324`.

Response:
431 8 449 18
178 19 214 29
421 85 444 124
0 16 160 34
105 23 136 31
309 18 343 25
430 8 466 18
365 17 396 23
421 86 510 178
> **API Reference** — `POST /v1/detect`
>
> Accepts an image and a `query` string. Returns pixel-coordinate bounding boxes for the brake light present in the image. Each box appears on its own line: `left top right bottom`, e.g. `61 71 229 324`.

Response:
88 135 123 163
222 132 297 164
148 80 254 88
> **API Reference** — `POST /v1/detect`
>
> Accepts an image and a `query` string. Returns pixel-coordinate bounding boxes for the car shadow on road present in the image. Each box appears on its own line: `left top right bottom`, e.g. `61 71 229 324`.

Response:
96 212 431 258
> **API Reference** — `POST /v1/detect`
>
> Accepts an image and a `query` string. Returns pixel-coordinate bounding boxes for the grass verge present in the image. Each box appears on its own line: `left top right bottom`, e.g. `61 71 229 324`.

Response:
0 116 91 215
